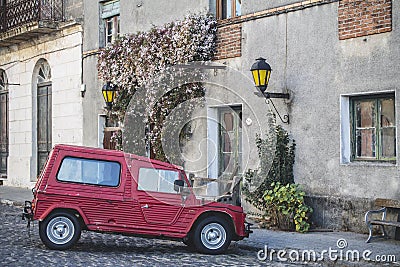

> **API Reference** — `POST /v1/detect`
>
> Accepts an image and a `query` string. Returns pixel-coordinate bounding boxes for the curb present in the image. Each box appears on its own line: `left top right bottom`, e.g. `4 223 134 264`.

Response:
0 198 25 207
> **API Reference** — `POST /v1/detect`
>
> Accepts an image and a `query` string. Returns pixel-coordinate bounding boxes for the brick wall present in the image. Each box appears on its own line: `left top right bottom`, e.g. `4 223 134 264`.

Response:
338 0 392 40
214 23 242 60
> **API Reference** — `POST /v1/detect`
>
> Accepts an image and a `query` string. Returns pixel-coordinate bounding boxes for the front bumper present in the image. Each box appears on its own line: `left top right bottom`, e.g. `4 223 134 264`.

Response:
244 221 253 237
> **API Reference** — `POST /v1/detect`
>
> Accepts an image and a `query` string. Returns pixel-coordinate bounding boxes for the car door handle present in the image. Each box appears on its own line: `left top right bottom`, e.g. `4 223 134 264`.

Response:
141 204 149 209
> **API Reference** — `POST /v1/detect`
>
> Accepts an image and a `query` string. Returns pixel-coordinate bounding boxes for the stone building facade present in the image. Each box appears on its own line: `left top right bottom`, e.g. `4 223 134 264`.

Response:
1 0 399 232
0 1 89 186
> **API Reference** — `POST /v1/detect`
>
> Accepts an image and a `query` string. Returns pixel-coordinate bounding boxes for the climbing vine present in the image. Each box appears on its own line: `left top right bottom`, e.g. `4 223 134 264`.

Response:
243 125 312 232
243 124 297 209
97 14 217 161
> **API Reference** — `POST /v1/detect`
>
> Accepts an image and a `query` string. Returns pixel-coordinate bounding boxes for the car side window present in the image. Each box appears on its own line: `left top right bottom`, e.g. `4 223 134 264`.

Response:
57 157 121 187
138 168 180 194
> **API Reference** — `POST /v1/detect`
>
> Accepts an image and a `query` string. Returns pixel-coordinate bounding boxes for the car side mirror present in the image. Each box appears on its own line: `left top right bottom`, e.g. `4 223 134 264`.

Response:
174 180 184 193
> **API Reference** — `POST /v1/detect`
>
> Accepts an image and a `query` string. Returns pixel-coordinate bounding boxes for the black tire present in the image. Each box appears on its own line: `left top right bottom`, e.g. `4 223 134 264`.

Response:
39 211 81 250
192 216 232 254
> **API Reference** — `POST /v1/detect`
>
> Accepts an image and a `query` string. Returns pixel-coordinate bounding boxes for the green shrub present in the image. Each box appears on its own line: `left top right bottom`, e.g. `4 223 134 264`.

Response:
243 123 313 232
243 124 296 211
264 182 312 233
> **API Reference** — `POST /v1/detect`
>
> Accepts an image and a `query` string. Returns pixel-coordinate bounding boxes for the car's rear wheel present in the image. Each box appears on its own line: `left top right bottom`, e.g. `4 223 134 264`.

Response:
39 211 81 250
192 216 232 254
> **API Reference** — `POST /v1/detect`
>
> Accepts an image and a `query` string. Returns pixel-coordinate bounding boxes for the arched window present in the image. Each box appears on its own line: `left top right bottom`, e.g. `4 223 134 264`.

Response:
0 69 8 178
35 60 52 174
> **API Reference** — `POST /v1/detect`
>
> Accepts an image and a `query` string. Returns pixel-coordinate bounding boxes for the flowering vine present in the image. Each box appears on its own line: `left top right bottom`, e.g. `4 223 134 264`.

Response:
97 14 217 161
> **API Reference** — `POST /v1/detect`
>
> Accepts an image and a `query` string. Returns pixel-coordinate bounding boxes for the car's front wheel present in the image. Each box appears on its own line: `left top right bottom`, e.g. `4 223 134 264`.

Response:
39 211 81 250
192 216 232 254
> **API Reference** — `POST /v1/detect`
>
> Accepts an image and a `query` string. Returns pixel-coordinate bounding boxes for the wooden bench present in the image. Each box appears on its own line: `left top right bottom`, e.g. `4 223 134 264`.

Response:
365 198 400 243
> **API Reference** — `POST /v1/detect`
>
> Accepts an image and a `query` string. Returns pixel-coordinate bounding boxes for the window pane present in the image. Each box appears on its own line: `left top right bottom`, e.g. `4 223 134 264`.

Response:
223 113 233 131
138 168 179 194
209 0 217 16
223 133 231 152
138 168 159 191
116 16 120 38
227 0 232 17
356 100 375 128
0 70 6 91
381 128 396 158
107 20 113 35
106 19 113 44
223 153 231 172
380 99 395 127
235 0 241 16
158 170 179 194
57 157 120 186
356 129 376 158
222 0 232 19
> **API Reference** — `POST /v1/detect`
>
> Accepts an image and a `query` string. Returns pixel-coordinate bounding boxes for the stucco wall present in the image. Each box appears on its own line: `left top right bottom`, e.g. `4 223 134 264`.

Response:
65 0 84 22
209 1 400 202
81 1 107 147
0 24 84 187
82 55 105 147
120 0 209 33
245 1 399 231
241 0 302 15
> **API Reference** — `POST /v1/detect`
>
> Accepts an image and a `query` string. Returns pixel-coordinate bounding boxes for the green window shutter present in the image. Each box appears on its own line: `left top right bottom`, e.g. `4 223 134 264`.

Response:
101 1 120 19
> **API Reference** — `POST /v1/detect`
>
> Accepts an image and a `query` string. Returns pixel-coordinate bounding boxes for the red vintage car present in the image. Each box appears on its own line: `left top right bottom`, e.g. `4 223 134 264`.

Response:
23 144 251 254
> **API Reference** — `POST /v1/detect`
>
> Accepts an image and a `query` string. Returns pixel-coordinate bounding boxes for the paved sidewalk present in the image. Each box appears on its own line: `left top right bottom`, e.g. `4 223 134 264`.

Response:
239 229 399 266
0 185 33 206
1 185 399 266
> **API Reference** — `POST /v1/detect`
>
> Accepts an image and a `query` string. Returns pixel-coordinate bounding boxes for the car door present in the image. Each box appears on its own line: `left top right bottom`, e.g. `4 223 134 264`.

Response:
135 162 185 226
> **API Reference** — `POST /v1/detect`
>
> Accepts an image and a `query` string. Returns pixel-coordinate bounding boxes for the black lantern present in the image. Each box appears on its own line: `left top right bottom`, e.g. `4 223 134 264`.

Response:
102 82 117 108
250 58 290 123
250 57 272 93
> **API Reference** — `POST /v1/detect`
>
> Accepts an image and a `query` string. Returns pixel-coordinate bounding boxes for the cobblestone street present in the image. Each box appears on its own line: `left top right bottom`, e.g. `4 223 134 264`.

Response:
1 204 300 267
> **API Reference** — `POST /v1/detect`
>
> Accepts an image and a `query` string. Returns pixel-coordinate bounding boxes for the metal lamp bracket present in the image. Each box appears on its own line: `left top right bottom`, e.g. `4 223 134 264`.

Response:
258 91 290 124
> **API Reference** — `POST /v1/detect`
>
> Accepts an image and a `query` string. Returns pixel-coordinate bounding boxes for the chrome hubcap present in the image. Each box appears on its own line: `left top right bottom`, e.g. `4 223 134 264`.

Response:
200 222 226 250
46 216 75 245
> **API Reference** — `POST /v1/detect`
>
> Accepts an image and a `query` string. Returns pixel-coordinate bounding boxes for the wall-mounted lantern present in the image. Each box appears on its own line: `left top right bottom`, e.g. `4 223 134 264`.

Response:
250 57 290 124
102 82 117 109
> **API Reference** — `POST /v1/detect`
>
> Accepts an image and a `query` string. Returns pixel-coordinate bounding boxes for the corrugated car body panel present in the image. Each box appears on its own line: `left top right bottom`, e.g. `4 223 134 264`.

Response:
137 193 183 225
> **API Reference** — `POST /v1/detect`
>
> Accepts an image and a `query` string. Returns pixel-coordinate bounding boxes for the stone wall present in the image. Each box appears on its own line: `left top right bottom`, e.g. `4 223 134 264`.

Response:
0 24 83 187
306 195 399 237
